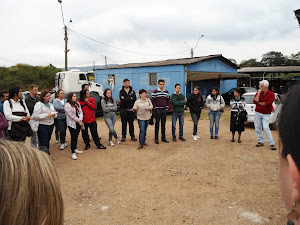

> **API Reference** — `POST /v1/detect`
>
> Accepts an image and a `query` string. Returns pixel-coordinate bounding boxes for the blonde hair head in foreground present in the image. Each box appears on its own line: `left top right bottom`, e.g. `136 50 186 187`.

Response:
0 140 64 225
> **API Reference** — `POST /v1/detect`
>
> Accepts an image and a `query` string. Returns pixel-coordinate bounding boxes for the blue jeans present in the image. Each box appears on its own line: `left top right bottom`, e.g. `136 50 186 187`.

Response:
104 115 118 141
138 119 149 145
56 118 67 144
209 111 221 136
254 112 275 145
38 124 54 153
172 112 184 138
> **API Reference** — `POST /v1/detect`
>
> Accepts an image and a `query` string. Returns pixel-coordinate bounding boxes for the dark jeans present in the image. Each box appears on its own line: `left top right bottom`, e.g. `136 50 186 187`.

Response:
138 119 149 145
120 109 135 138
191 113 201 135
54 118 59 140
172 111 184 138
38 124 54 154
56 118 67 144
82 121 101 147
68 124 81 153
155 109 167 140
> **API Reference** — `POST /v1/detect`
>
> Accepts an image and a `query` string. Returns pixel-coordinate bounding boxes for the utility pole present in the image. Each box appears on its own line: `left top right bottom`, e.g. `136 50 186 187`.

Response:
105 56 107 67
191 48 194 58
64 25 69 71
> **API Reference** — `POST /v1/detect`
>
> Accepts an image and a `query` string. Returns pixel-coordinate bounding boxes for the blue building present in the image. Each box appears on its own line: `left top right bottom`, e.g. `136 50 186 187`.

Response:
94 54 249 100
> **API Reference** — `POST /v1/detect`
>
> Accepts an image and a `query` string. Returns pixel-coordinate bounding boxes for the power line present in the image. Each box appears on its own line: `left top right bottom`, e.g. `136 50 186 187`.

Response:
69 29 190 57
58 1 65 27
71 31 118 65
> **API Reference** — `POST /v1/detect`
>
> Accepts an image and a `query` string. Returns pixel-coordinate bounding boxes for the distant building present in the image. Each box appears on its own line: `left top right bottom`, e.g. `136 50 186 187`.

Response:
94 54 249 99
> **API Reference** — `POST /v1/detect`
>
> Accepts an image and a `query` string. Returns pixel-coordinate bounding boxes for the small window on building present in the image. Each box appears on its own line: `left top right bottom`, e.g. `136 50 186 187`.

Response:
79 74 86 81
108 74 115 86
149 73 157 86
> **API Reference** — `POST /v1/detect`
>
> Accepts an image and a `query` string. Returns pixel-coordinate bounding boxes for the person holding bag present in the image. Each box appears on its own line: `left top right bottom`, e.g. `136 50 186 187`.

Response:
65 92 84 160
32 91 57 155
3 86 32 141
230 88 246 143
205 87 225 139
133 89 153 150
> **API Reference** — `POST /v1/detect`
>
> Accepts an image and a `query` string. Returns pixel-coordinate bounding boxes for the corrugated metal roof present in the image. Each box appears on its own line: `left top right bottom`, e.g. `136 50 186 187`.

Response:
187 71 250 81
238 66 300 73
96 54 238 70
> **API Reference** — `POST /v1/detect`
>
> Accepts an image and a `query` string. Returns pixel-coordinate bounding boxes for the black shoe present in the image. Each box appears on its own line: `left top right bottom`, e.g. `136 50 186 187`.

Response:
161 139 169 143
238 140 242 143
155 140 159 144
97 144 106 149
173 137 176 142
210 136 214 139
131 137 137 141
84 144 90 150
215 136 219 139
231 139 235 142
179 137 186 141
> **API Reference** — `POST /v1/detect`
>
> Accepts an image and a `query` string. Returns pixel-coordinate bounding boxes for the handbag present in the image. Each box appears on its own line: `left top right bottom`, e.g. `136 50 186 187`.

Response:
240 109 248 122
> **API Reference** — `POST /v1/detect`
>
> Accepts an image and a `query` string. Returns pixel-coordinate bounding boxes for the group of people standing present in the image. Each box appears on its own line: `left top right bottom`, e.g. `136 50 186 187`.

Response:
0 78 277 159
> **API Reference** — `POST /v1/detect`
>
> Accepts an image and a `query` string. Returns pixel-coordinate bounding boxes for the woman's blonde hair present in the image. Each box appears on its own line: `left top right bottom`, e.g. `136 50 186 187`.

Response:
0 140 64 225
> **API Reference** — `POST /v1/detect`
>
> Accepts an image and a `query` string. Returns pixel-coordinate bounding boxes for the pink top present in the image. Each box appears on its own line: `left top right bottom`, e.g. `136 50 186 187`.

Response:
0 112 8 139
64 102 83 129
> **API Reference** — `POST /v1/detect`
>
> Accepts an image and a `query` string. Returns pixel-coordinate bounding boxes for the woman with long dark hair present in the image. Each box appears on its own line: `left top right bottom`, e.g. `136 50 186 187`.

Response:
186 86 203 141
64 92 84 160
101 88 119 147
32 90 57 154
78 89 106 150
205 87 225 139
3 86 32 141
230 88 246 143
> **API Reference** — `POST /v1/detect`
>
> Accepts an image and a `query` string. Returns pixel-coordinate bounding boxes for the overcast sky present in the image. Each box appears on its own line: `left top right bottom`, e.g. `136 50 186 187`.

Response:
1 0 299 68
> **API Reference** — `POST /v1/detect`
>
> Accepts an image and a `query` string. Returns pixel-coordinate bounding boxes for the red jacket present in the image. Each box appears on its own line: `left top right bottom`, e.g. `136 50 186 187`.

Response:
78 97 96 124
253 90 275 114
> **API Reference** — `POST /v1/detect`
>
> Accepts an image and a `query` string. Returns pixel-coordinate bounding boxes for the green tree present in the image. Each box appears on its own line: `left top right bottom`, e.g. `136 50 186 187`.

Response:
239 58 263 67
260 51 287 66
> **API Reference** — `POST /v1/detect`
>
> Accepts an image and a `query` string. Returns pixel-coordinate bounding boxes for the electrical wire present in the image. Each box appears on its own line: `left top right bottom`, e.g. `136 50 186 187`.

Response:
69 29 190 57
59 2 65 27
71 31 118 65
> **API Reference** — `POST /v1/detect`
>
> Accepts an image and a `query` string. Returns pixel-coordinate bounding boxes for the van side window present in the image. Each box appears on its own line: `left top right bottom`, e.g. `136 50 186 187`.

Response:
79 74 86 80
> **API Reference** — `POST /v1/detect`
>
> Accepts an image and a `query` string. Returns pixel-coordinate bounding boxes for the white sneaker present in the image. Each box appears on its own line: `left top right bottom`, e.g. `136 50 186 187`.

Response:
75 149 83 154
197 136 200 139
193 135 198 141
71 153 77 160
60 143 66 150
116 136 120 144
55 140 59 144
109 140 115 147
65 143 68 147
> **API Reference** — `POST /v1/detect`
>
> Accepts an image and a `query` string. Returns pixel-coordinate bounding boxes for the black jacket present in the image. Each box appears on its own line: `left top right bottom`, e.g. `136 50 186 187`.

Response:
119 86 136 109
25 94 38 115
186 94 204 114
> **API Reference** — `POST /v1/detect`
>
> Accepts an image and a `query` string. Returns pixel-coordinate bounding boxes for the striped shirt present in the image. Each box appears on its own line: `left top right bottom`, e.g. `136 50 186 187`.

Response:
230 97 246 112
151 88 170 110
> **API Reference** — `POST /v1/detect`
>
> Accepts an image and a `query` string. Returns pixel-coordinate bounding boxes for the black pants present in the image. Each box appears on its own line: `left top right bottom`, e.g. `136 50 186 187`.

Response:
68 124 80 153
120 109 135 138
82 121 101 147
191 113 201 135
154 109 167 140
56 119 67 144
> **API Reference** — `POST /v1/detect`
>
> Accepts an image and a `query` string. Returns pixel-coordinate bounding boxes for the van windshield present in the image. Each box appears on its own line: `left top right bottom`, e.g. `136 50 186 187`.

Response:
243 95 255 104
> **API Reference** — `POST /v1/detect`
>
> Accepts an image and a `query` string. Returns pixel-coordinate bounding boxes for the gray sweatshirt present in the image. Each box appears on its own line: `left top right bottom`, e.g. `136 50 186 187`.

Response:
53 98 66 119
101 98 117 118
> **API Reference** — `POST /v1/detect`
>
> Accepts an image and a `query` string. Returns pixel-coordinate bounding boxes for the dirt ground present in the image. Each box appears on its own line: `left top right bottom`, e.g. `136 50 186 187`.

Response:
48 106 287 225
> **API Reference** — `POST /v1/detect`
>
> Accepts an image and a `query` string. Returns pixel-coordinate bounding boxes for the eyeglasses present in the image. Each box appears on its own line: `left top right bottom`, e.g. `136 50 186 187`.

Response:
45 95 51 97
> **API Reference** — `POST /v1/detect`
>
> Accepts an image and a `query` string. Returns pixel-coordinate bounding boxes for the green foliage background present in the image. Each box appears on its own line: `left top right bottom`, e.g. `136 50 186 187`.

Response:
0 64 61 91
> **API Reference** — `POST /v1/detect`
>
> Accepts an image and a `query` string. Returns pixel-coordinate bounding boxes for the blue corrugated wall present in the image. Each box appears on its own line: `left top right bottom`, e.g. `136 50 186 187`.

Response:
95 58 238 100
95 65 185 100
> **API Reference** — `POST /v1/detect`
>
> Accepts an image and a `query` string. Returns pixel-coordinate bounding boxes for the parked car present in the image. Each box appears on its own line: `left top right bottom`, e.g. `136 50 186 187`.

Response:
222 87 257 105
242 92 282 129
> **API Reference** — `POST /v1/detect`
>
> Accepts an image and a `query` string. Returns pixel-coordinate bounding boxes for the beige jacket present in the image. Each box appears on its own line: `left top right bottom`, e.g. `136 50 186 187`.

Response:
133 98 153 120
